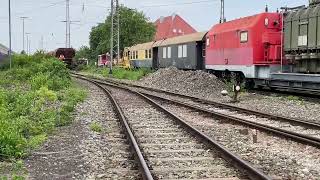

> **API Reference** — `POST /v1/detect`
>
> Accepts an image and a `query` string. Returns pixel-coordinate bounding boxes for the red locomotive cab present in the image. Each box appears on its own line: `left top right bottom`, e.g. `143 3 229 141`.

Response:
206 12 285 79
59 54 65 61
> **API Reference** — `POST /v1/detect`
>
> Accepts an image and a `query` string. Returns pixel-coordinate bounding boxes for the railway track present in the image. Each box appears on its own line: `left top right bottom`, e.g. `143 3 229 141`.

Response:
85 80 149 179
73 73 320 128
74 74 320 146
75 75 271 180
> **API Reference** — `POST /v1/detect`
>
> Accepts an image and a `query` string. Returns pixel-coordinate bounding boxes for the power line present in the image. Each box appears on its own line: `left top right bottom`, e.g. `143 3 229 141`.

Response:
141 0 218 8
14 0 65 16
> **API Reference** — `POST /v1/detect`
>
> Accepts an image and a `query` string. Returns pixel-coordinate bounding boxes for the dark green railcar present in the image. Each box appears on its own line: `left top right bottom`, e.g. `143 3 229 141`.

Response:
284 0 320 73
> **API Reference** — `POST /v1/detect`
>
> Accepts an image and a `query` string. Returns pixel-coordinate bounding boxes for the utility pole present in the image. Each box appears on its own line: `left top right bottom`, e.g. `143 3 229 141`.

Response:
40 35 44 50
26 33 31 55
20 17 28 53
66 0 70 48
109 0 120 74
220 0 225 23
61 20 80 48
8 0 12 69
28 39 31 55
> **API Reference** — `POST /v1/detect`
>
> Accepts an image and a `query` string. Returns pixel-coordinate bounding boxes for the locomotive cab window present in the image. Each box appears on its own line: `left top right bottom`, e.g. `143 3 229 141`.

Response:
206 37 210 46
240 31 248 43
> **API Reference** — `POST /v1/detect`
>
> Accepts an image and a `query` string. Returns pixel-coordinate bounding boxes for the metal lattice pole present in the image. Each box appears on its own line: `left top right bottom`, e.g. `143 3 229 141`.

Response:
9 0 12 68
109 0 120 74
66 0 70 48
220 0 225 23
116 0 120 65
26 33 31 55
20 17 28 53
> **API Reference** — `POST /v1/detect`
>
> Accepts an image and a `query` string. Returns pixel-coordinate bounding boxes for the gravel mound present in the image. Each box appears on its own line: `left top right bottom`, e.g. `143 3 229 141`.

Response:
139 67 227 100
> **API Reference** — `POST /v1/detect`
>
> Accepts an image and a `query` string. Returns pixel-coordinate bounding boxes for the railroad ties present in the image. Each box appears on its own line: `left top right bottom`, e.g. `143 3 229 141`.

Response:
74 74 272 179
72 73 320 178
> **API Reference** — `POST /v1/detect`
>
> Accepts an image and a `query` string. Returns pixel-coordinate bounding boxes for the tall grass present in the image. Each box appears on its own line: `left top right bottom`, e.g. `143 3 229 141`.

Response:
0 53 86 159
82 66 153 80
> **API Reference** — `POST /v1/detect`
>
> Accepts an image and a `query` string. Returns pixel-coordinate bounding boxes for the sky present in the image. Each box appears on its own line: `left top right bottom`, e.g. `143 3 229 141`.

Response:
0 0 307 53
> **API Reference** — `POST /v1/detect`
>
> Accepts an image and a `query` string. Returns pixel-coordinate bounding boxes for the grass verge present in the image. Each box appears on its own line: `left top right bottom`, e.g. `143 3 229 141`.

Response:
0 53 86 178
80 66 153 80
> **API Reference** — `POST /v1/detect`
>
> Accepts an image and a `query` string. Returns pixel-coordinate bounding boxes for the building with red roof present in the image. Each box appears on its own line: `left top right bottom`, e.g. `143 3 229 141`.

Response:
154 14 197 41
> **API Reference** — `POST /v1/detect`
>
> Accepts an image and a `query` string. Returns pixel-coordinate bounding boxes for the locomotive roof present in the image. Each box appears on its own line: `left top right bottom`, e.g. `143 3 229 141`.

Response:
208 12 280 35
155 32 207 47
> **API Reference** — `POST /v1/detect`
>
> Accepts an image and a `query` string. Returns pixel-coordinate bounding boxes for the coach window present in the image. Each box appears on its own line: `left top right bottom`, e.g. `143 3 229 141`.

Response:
167 47 172 58
136 51 138 59
240 31 248 43
183 45 187 58
178 45 183 58
163 47 167 58
148 49 152 58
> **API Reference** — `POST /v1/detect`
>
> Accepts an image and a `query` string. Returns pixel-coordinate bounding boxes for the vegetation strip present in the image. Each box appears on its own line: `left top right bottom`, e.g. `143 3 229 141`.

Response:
75 75 272 180
0 54 86 178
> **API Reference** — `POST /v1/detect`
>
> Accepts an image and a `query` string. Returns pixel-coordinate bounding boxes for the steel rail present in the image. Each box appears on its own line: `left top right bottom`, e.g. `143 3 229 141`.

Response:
73 74 320 147
73 73 320 130
142 92 320 148
74 75 272 180
74 76 154 180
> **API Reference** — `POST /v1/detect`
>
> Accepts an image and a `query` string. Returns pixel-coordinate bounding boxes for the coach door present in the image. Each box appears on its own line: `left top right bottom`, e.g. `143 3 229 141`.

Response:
152 47 159 69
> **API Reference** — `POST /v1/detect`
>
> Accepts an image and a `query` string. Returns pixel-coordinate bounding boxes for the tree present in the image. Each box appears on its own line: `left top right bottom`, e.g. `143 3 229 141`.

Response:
89 6 156 58
75 46 92 61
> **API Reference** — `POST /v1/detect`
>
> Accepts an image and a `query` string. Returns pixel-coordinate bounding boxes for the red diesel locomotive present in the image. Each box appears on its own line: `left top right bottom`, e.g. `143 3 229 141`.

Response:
205 12 284 88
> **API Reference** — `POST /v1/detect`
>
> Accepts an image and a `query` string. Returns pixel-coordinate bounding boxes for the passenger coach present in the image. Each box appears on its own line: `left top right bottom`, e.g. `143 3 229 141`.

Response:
129 42 154 68
153 32 207 70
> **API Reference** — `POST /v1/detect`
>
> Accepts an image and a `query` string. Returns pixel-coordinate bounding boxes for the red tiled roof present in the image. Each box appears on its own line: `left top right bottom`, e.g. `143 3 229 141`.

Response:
154 14 197 41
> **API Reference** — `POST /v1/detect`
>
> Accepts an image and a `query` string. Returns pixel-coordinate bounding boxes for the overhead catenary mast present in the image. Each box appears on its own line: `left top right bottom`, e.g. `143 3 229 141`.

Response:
20 17 29 53
65 0 71 48
109 0 120 74
8 0 12 68
220 0 225 23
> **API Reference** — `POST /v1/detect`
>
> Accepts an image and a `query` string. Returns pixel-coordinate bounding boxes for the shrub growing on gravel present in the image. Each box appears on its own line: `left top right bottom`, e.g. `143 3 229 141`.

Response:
0 54 86 159
81 66 153 80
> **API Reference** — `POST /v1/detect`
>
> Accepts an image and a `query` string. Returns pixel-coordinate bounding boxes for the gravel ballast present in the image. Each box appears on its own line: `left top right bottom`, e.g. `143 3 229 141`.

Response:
137 68 320 123
155 99 320 179
80 67 320 122
25 79 139 179
104 84 246 179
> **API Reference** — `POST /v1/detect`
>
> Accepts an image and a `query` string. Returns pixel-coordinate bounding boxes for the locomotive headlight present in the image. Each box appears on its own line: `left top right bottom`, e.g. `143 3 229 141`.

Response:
265 18 269 26
236 86 241 92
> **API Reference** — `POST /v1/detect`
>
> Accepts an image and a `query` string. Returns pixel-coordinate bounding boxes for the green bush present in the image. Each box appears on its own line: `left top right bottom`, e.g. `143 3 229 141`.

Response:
81 66 153 80
90 121 103 133
0 53 86 160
